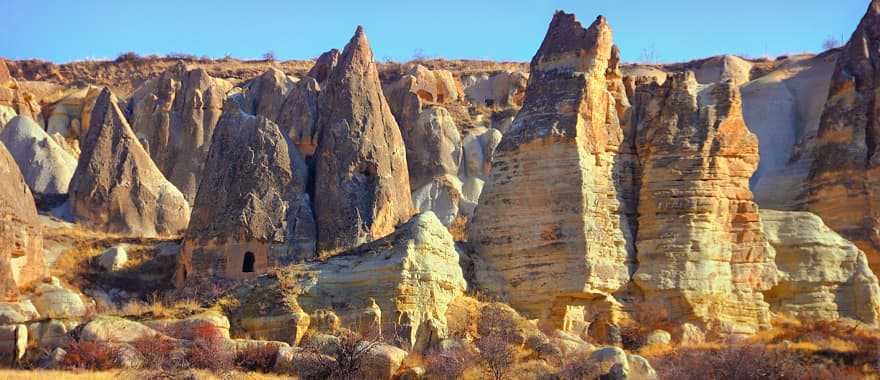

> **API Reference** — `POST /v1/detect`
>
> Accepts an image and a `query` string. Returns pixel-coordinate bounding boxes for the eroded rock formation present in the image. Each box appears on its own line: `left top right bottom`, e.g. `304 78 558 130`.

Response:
470 12 637 327
632 72 777 336
0 59 40 126
69 88 190 237
804 0 880 273
313 26 414 256
176 96 314 285
0 116 76 196
762 210 880 324
128 63 232 203
0 142 47 301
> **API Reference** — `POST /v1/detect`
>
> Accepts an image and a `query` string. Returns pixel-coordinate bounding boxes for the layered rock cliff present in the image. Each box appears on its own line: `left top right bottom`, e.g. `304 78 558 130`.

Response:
804 0 880 274
470 12 637 327
632 72 777 336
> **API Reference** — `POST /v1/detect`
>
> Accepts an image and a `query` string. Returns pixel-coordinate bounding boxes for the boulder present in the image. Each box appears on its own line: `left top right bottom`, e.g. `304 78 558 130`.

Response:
0 142 47 301
360 343 407 379
80 316 164 343
293 212 466 349
0 301 39 325
589 346 629 376
237 311 310 346
29 282 85 319
411 175 465 226
28 319 78 348
68 88 190 237
176 97 314 285
470 12 637 327
313 26 414 256
631 72 777 336
128 63 232 203
98 245 128 271
462 71 528 108
804 0 880 273
627 354 658 380
0 116 76 195
761 210 880 324
644 330 671 346
143 310 231 340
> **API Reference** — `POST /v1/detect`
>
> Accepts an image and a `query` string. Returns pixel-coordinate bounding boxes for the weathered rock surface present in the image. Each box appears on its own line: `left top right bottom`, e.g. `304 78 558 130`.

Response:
29 282 85 319
0 116 77 195
745 53 837 209
80 316 164 343
470 12 637 326
278 76 321 157
0 142 47 301
0 59 40 123
144 310 231 339
42 85 101 145
128 63 232 203
313 26 414 255
69 88 190 237
177 96 314 284
294 212 466 349
98 245 128 271
462 70 528 108
804 0 880 274
631 72 777 336
237 68 297 122
307 49 340 84
761 210 880 324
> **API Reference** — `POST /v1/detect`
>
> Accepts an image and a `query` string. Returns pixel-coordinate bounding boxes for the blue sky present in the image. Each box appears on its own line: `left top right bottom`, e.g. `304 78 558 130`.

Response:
1 0 870 64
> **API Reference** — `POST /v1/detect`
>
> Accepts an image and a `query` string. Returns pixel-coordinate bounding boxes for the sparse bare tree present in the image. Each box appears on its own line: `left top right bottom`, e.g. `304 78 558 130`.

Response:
823 36 842 51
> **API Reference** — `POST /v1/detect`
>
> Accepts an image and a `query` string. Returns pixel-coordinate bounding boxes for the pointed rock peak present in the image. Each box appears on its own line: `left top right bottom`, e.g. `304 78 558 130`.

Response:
308 49 340 83
337 25 374 71
532 11 613 72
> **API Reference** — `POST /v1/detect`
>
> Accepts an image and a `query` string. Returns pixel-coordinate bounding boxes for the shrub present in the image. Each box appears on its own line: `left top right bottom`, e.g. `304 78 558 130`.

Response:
115 52 141 62
298 329 384 379
263 51 277 61
60 341 117 370
131 334 186 371
425 344 478 380
187 324 232 372
558 350 600 380
475 335 516 380
233 343 279 372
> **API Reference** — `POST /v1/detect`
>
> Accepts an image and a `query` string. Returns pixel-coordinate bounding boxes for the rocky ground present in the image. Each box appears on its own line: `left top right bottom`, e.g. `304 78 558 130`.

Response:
2 1 880 380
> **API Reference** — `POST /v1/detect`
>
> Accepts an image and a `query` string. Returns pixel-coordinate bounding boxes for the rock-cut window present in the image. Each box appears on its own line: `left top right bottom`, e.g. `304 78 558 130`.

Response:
242 251 255 273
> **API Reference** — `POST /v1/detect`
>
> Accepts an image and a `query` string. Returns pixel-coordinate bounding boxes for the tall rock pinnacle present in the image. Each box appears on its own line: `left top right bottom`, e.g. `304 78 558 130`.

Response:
312 26 414 256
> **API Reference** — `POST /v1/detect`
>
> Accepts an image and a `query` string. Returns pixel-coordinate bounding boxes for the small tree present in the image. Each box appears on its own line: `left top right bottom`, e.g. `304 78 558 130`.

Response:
475 335 516 380
263 51 277 61
823 36 842 51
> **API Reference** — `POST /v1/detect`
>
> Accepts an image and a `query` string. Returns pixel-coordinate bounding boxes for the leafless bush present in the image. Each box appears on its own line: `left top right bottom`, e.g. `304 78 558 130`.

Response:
131 334 187 371
477 303 522 344
263 51 277 61
60 340 117 370
822 36 842 51
115 52 141 62
475 335 517 380
298 329 384 379
425 344 478 380
186 324 233 372
558 350 600 380
233 343 279 372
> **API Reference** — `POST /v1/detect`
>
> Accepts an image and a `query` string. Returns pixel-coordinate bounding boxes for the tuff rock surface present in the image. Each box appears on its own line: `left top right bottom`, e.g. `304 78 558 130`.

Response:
177 96 315 284
313 26 414 256
470 12 637 327
0 116 77 196
69 88 190 237
128 63 232 203
0 142 47 301
631 72 777 336
761 210 880 324
804 0 880 274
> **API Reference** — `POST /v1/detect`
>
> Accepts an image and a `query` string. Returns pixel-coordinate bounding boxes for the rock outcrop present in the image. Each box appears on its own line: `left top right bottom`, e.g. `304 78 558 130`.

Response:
42 85 102 146
69 88 190 237
176 96 314 285
470 12 637 327
0 116 77 196
761 210 880 324
462 71 528 109
0 142 47 301
0 59 40 125
804 0 880 273
128 63 232 203
294 212 466 349
277 76 321 157
631 72 777 336
236 68 297 122
313 27 414 256
744 53 837 210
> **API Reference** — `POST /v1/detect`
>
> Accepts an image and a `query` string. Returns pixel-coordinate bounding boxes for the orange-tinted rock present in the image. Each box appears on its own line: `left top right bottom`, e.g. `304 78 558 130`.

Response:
805 0 880 273
0 142 47 301
470 12 637 326
631 72 777 336
312 27 414 256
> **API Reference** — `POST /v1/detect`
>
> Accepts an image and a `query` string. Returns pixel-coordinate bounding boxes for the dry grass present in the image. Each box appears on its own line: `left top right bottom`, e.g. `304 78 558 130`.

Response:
101 295 203 320
0 369 295 379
